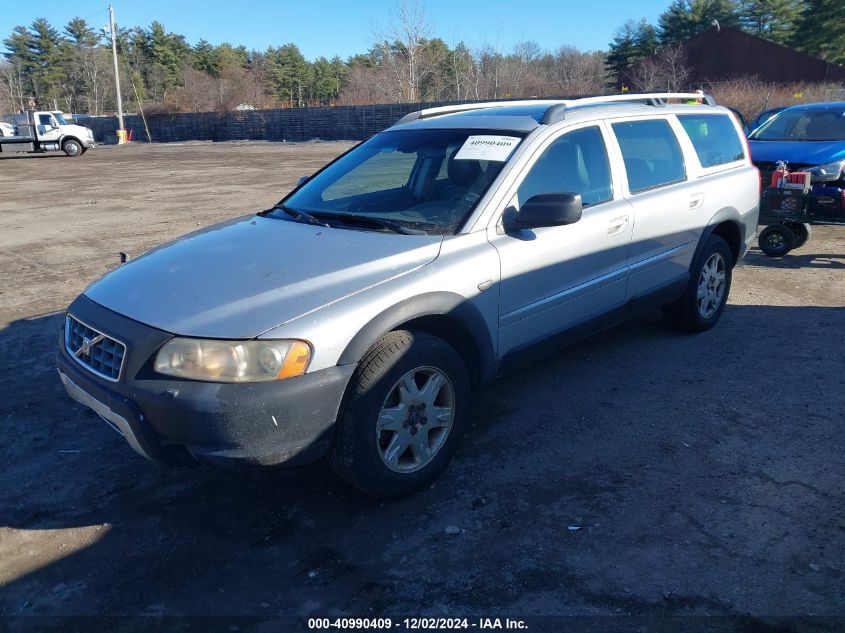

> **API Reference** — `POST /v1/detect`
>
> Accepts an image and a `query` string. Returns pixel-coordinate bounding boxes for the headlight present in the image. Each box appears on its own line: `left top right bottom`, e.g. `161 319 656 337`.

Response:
807 159 845 182
154 338 311 382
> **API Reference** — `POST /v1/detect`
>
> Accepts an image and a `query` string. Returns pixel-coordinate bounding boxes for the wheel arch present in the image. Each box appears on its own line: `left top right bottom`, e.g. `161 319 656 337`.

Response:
694 212 743 269
337 292 496 387
61 136 84 155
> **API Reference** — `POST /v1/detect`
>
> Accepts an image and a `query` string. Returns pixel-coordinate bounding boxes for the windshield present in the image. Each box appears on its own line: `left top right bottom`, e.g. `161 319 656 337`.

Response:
274 129 524 235
750 106 845 141
52 112 68 125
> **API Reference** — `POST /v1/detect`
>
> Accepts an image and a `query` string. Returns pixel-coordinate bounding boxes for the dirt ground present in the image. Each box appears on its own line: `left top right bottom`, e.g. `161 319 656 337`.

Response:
1 142 843 629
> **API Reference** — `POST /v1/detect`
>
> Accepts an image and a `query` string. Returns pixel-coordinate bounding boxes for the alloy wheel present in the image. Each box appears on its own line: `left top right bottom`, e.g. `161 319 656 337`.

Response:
376 366 455 473
697 252 726 318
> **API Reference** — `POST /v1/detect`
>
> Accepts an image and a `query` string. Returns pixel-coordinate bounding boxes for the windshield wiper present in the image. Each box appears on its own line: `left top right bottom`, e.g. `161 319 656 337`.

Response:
311 212 428 235
269 204 329 227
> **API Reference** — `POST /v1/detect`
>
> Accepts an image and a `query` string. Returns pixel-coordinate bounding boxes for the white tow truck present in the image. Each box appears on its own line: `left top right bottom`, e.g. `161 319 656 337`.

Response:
0 110 95 157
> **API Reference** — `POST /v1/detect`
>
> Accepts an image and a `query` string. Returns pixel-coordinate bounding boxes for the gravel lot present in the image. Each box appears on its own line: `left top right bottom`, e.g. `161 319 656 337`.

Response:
1 142 843 628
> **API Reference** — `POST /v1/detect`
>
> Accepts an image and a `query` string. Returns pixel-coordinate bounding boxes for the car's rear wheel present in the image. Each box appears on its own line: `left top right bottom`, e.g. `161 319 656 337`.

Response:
663 234 733 332
328 330 470 498
758 224 794 257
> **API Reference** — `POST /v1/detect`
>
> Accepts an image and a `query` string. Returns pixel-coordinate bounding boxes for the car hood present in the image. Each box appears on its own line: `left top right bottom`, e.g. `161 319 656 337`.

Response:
63 124 93 136
84 215 443 338
749 139 845 165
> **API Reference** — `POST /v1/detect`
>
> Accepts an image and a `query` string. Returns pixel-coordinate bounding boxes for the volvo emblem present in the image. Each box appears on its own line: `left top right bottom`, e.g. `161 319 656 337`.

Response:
75 334 104 357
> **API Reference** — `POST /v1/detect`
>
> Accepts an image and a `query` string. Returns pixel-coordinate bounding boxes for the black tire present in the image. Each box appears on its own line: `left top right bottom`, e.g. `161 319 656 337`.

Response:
783 221 811 249
328 330 470 498
758 224 795 257
663 234 733 333
62 139 82 157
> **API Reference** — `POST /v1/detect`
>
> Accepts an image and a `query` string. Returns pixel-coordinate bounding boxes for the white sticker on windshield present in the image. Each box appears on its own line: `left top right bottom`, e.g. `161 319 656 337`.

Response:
454 135 520 162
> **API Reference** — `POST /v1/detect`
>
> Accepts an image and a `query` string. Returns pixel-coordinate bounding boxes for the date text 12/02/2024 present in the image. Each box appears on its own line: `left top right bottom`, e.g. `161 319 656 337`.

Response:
307 618 528 630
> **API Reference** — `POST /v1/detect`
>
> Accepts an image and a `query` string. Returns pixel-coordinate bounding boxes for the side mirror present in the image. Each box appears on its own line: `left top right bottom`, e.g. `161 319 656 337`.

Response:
507 193 583 230
297 175 311 187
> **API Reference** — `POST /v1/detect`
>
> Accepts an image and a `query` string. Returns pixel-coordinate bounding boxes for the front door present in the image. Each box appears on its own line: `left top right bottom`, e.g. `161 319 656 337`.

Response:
35 113 61 142
488 124 633 357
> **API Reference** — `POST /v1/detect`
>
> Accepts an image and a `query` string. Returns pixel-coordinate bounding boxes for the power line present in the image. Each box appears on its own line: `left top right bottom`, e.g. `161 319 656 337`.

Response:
81 8 108 22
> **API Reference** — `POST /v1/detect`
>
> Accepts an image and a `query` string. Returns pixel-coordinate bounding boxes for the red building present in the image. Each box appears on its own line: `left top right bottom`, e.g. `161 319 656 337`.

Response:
633 26 845 84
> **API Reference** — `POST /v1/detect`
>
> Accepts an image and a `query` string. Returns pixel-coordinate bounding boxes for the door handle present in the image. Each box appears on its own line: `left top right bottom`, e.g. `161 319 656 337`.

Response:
689 192 705 210
607 215 629 237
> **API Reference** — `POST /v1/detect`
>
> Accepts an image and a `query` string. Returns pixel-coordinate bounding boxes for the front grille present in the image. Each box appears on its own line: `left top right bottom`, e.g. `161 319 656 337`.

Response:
65 314 126 381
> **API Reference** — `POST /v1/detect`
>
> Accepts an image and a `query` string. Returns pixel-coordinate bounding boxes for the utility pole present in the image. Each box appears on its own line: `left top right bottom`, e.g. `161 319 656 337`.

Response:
108 4 125 138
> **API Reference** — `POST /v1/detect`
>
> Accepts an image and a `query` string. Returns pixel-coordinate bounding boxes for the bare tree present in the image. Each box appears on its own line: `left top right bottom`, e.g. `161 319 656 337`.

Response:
372 0 443 102
553 47 606 95
70 47 112 115
172 66 217 111
629 44 690 92
658 44 690 92
509 40 541 96
0 60 27 112
339 64 395 105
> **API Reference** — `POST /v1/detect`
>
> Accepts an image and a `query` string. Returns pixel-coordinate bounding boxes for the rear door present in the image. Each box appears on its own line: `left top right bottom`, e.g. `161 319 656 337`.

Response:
607 117 703 300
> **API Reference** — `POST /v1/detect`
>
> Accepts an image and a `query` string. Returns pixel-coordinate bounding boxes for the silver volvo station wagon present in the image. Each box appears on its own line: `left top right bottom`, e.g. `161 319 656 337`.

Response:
57 93 760 497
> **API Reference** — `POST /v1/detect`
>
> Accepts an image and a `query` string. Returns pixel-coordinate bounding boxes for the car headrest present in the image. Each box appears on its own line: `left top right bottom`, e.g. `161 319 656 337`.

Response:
447 149 483 185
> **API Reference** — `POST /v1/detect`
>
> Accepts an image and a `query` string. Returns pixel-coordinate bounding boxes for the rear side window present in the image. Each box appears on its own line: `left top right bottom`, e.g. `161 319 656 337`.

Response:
678 114 745 167
612 119 686 193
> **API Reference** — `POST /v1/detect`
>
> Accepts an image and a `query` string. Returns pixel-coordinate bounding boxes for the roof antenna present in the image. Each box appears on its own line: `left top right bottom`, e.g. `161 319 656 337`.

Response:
712 19 720 32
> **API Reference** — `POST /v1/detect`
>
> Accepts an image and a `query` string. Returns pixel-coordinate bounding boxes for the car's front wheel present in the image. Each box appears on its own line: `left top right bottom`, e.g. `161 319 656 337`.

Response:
62 139 82 157
329 330 470 498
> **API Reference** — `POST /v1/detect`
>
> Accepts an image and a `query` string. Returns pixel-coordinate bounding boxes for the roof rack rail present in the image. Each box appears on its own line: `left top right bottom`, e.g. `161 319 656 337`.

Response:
396 99 564 124
541 92 717 124
395 92 718 126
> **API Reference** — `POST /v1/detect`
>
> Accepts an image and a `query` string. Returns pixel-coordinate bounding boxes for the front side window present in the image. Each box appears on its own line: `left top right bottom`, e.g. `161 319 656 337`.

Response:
38 114 53 126
280 129 524 235
516 126 612 207
612 119 686 193
678 114 745 167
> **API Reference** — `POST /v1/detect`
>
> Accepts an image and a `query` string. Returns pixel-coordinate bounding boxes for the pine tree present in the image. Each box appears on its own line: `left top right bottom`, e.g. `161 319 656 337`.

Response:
63 18 106 114
142 21 192 98
634 20 660 58
606 19 658 86
659 0 740 44
793 0 845 63
739 0 805 44
28 18 68 107
269 44 309 107
64 17 99 48
606 21 639 85
193 39 216 75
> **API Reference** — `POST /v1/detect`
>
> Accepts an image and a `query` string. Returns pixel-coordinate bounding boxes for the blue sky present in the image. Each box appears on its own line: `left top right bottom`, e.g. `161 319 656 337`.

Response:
1 0 666 59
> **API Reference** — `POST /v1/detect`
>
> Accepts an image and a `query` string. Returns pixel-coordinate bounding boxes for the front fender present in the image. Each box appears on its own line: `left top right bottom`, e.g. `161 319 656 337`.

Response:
337 291 497 382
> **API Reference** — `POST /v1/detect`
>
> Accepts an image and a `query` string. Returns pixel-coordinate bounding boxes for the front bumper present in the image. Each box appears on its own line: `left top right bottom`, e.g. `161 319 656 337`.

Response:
57 295 355 468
